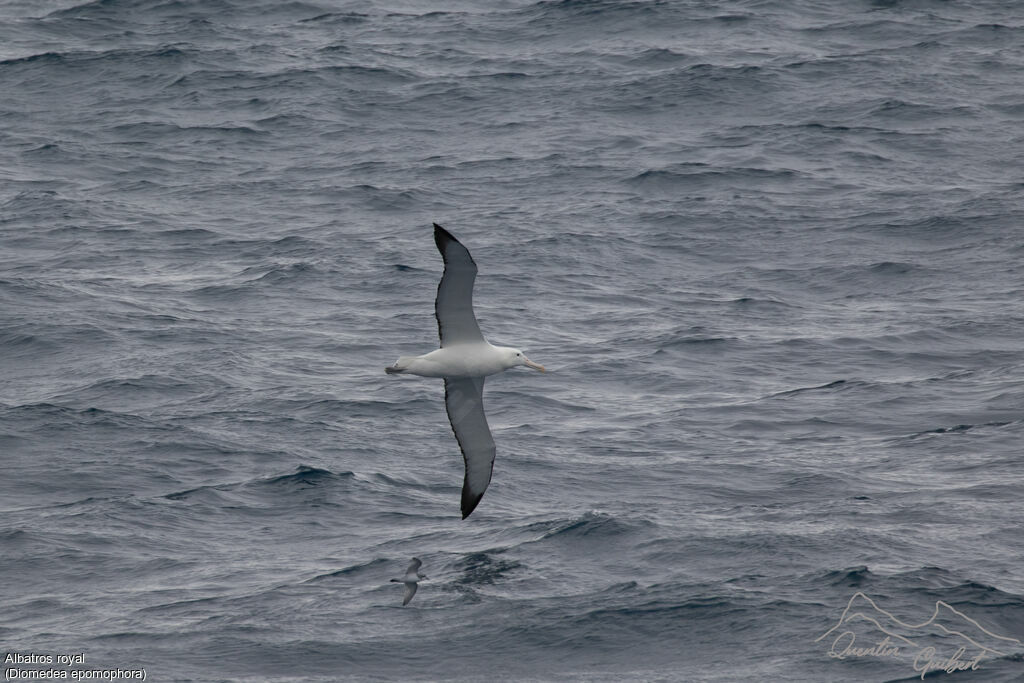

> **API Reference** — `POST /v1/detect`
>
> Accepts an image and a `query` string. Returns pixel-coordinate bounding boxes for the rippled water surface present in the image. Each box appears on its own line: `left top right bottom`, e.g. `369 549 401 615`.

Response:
2 0 1024 680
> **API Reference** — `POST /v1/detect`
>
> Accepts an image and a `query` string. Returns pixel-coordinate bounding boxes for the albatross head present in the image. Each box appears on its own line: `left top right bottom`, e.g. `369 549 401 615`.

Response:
503 347 546 373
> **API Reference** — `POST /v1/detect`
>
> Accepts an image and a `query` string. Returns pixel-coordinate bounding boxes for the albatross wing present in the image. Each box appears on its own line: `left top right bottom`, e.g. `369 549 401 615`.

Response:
443 376 495 518
434 223 485 347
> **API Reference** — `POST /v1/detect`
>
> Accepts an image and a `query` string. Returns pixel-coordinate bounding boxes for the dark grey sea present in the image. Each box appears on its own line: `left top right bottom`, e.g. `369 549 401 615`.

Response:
3 0 1024 680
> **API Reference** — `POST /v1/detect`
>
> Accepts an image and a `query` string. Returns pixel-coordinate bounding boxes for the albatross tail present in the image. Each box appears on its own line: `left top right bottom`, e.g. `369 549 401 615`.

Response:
385 356 416 374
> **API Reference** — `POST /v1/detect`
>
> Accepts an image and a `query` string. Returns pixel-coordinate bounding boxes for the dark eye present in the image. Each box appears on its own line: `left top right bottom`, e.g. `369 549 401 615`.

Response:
516 353 521 356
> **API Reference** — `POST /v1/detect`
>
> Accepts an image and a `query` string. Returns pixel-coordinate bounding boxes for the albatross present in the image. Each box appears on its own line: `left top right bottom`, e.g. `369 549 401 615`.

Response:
386 223 545 518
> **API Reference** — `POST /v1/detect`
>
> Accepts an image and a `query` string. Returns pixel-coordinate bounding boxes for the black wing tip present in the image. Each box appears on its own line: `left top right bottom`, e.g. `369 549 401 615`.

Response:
432 222 477 270
461 489 485 519
433 222 456 251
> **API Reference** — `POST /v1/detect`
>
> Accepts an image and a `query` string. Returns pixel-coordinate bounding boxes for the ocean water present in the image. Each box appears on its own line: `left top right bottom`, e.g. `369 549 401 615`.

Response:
2 0 1024 680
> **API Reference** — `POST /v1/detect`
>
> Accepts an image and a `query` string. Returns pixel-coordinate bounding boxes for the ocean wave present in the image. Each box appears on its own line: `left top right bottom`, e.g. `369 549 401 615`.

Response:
164 465 358 504
3 0 1023 679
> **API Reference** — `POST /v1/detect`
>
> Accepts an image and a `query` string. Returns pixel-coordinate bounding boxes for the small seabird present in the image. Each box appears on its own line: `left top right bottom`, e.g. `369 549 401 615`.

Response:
386 224 546 518
390 557 427 606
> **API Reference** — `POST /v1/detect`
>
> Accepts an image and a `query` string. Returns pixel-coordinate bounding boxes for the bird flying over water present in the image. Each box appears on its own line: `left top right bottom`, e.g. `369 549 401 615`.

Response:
390 557 427 606
386 224 546 518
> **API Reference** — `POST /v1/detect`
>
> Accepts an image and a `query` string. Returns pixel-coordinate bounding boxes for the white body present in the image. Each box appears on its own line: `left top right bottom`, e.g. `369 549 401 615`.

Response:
391 343 542 379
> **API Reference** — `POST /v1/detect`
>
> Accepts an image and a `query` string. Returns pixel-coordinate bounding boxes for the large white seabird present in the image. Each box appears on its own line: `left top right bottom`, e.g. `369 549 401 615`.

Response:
386 224 545 518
